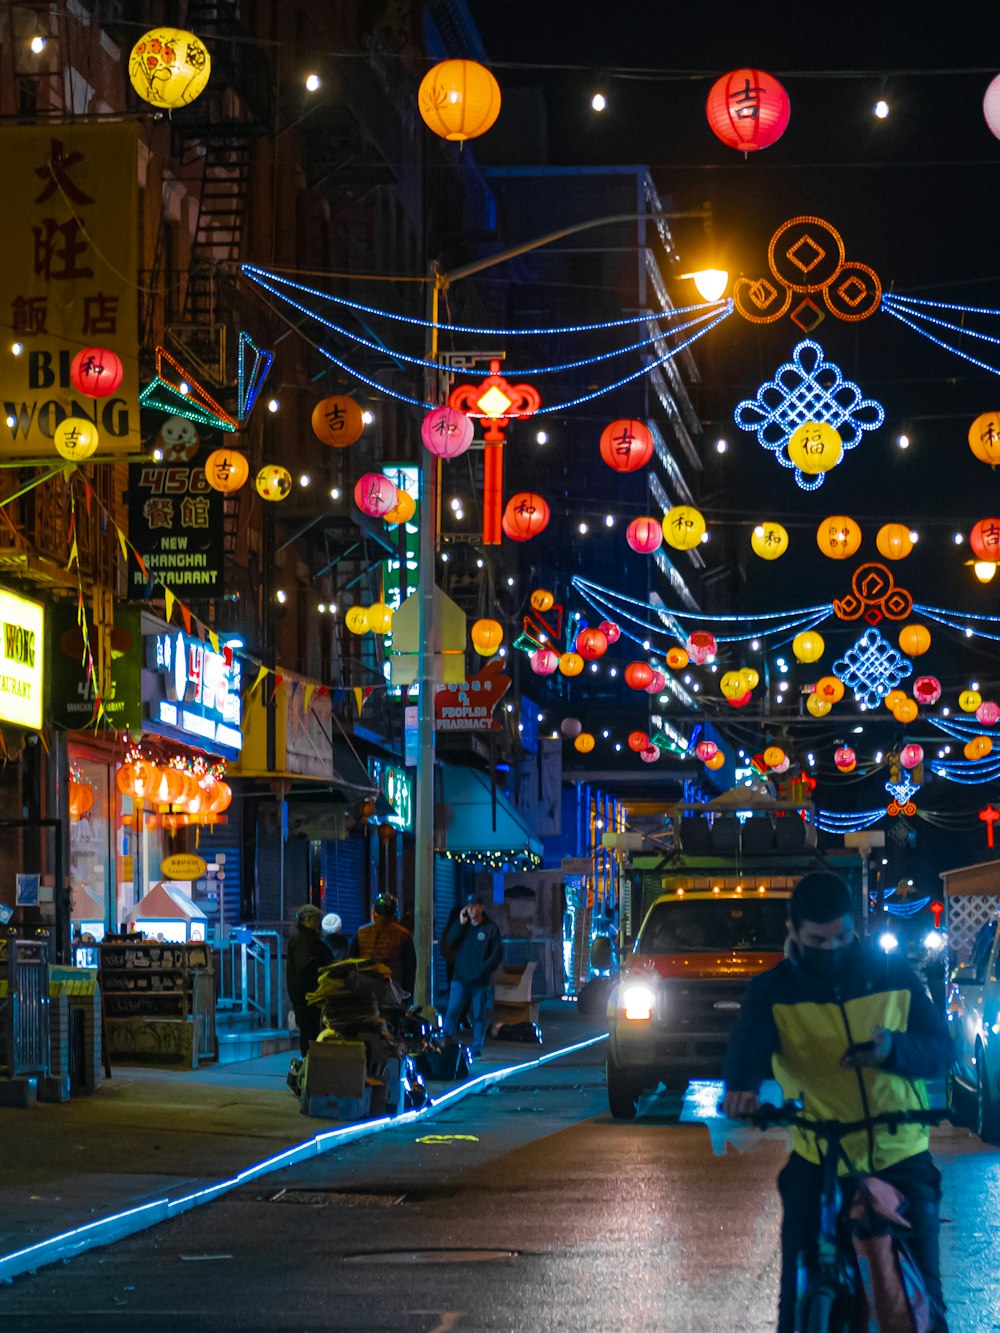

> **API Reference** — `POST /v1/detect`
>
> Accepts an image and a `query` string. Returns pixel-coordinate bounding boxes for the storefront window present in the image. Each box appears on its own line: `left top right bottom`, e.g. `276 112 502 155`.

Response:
68 751 113 940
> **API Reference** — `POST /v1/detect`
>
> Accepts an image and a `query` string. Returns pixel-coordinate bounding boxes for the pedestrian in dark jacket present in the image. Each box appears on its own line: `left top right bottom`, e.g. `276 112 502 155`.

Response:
441 893 503 1059
286 904 334 1056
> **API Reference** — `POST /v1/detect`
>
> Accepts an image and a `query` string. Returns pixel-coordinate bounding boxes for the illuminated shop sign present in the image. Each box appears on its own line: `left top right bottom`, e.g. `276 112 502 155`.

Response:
0 587 44 730
367 757 413 831
145 629 243 758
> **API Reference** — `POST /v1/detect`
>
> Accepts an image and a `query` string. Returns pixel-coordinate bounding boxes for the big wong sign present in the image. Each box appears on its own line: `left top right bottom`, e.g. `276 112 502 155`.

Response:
0 124 141 458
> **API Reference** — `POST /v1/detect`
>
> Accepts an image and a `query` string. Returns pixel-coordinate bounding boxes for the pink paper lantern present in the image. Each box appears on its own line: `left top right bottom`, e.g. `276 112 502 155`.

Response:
984 73 1000 142
421 405 474 459
529 648 559 676
772 756 791 775
354 472 398 517
644 671 667 694
599 620 621 644
626 516 663 554
696 741 719 762
977 700 1000 726
834 747 856 771
687 632 717 664
900 744 924 770
913 676 941 705
639 744 660 764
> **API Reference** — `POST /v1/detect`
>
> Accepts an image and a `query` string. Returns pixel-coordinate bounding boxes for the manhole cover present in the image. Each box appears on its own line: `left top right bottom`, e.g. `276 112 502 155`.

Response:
343 1249 518 1266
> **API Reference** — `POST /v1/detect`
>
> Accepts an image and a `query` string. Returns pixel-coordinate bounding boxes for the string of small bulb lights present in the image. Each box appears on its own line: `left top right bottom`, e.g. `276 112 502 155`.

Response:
882 293 1000 379
814 808 887 833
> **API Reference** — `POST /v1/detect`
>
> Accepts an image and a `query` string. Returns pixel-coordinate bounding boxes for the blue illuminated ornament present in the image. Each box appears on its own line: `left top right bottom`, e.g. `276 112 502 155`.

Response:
237 331 274 420
833 628 912 710
734 340 884 490
882 293 1000 379
885 776 919 807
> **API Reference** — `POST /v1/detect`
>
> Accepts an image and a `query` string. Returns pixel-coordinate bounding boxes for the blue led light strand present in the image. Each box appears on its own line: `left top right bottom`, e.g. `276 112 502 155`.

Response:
815 809 886 833
242 263 725 336
914 601 1000 624
882 303 1000 378
913 607 1000 644
883 298 1000 350
572 576 832 623
882 293 1000 318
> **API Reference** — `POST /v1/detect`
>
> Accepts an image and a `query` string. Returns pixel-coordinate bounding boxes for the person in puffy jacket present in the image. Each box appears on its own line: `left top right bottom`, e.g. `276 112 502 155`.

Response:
441 894 503 1059
351 894 416 995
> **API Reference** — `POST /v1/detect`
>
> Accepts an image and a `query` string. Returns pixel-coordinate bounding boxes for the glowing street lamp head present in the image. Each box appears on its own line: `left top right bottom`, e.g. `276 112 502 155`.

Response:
680 269 730 302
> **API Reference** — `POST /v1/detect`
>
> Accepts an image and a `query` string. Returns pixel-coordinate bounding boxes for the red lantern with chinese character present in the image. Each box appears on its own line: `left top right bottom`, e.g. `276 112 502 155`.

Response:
575 627 608 660
502 492 550 542
628 730 649 752
529 648 559 676
204 448 249 493
624 661 654 690
705 68 790 153
626 516 663 554
900 744 924 770
421 405 473 459
696 740 719 763
599 620 621 644
834 747 856 773
599 419 654 472
311 395 364 447
970 518 1000 562
354 473 398 518
70 347 124 399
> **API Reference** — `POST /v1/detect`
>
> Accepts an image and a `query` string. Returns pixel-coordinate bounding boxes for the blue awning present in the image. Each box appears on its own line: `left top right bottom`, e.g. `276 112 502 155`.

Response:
437 764 542 861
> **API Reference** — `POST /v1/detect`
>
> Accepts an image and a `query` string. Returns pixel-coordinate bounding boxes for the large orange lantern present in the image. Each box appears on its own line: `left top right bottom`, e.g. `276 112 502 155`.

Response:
116 756 155 800
204 448 249 493
68 781 94 819
502 493 549 542
815 675 845 704
965 736 993 760
207 780 233 815
418 60 501 142
898 624 931 657
559 652 585 677
70 347 123 399
129 28 211 109
816 516 862 560
968 412 1000 465
573 732 596 754
311 395 364 447
599 419 654 472
893 698 919 723
876 523 914 561
471 618 503 656
575 628 608 660
705 68 790 153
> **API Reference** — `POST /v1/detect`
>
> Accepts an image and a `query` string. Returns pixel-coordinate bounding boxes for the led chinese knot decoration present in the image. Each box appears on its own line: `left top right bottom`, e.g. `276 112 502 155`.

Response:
421 406 473 459
750 521 788 560
876 523 914 561
967 411 1000 466
792 631 825 664
834 747 857 773
502 492 549 542
575 628 608 660
686 631 716 664
471 618 503 656
705 68 790 153
354 473 398 518
787 422 843 476
70 347 123 399
529 648 559 676
970 518 1000 562
663 505 706 550
204 448 249 493
54 418 99 461
255 464 291 501
629 730 650 753
599 419 654 472
624 661 654 690
312 395 364 447
817 515 862 560
626 517 663 554
129 28 211 108
900 744 924 770
418 59 501 142
898 624 930 657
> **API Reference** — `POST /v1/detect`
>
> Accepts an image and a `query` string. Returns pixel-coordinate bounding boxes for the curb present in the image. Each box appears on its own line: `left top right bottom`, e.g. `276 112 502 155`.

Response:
0 1032 606 1285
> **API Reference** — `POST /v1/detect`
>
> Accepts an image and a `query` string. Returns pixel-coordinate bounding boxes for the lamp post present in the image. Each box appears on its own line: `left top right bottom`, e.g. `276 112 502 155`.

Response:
412 209 715 1013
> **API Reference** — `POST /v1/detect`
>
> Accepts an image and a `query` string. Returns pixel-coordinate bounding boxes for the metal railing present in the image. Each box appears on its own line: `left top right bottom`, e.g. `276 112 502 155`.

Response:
0 936 50 1079
217 929 283 1029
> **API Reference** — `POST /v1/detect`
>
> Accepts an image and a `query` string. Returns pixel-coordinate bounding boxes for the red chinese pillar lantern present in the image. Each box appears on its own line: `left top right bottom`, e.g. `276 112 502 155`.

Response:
705 68 790 153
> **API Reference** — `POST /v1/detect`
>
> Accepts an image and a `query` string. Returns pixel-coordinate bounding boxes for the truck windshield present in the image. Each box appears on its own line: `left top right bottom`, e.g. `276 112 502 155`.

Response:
637 899 788 954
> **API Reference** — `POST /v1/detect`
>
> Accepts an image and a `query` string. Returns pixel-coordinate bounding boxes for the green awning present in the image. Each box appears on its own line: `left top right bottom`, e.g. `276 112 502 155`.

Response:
437 763 542 862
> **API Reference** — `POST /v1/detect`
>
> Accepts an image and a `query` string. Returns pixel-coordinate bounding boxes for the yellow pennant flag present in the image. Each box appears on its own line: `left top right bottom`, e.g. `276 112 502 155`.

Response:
116 525 130 563
163 587 176 623
353 686 363 716
208 630 220 654
248 664 269 698
303 683 316 714
66 537 79 570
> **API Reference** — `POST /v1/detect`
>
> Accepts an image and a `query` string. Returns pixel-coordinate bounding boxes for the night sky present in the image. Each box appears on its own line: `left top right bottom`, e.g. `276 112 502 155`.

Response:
467 2 1000 884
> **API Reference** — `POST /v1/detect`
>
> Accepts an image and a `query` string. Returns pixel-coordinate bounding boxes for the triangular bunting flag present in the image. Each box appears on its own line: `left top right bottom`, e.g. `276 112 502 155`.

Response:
116 525 129 562
179 603 192 634
353 686 363 715
248 665 268 698
134 550 149 579
208 630 220 655
66 537 79 570
163 588 176 623
303 683 316 714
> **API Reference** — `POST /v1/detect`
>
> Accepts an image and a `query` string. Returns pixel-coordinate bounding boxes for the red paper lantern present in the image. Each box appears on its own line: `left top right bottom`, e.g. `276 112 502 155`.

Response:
639 745 660 764
354 473 398 517
626 516 663 554
502 492 550 542
421 405 474 459
686 631 717 664
727 691 752 708
624 661 654 690
599 419 654 472
970 518 1000 561
900 744 924 770
696 741 718 762
834 747 856 772
576 627 609 660
705 68 790 153
529 648 559 676
913 677 941 705
628 730 649 752
599 620 621 643
644 671 667 694
70 346 124 398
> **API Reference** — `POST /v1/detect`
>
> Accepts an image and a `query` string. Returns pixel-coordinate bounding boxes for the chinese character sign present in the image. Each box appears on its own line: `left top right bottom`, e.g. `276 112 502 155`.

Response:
0 124 141 458
129 456 224 597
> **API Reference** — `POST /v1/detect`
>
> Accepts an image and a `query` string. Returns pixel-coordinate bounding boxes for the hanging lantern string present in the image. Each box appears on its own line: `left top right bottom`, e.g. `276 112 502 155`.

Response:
242 263 725 336
882 302 1000 378
245 266 724 377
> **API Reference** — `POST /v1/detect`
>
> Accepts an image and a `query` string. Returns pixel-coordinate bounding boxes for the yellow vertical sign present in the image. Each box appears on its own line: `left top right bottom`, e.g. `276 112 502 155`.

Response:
0 123 141 458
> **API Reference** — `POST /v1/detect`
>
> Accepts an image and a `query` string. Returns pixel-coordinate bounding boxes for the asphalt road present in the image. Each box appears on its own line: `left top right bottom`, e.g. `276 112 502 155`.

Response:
2 1045 998 1332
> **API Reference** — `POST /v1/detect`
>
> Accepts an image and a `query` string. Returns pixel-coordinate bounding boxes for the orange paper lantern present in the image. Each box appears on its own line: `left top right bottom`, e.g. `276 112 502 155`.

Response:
418 59 501 142
311 395 364 447
898 624 931 657
816 515 861 560
471 618 503 656
875 523 914 561
204 448 249 493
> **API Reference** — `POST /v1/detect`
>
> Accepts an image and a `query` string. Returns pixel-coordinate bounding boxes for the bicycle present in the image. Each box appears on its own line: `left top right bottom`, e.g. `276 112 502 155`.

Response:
744 1102 945 1333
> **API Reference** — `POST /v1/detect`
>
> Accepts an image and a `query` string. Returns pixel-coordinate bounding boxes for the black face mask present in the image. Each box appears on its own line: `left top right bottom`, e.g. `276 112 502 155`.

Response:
795 938 857 981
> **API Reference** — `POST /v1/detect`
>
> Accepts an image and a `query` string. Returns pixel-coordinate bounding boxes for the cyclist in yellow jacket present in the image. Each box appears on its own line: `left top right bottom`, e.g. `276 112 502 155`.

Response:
722 871 952 1333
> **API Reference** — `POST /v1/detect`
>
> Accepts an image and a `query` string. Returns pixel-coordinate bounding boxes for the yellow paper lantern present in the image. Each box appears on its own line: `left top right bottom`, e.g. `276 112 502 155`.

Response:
807 694 832 718
968 412 1000 466
129 29 211 109
54 417 99 461
720 671 746 699
559 652 585 677
815 675 845 704
204 448 249 493
530 589 555 612
666 646 689 670
750 521 789 560
959 689 983 713
255 464 291 501
792 631 825 664
345 606 370 635
898 624 931 657
383 489 416 525
574 732 596 754
740 667 760 691
816 514 862 560
470 618 503 656
884 689 906 711
310 395 364 447
965 736 994 760
893 698 919 724
875 523 914 561
418 59 501 142
705 751 726 771
763 745 786 769
787 421 843 475
662 505 706 551
367 603 393 635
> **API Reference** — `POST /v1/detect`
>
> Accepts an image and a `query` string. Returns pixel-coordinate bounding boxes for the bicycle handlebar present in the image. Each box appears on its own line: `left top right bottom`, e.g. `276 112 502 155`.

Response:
742 1101 948 1137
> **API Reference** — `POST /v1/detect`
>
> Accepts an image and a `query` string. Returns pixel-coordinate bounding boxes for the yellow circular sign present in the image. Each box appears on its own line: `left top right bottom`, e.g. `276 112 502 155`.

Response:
161 853 208 882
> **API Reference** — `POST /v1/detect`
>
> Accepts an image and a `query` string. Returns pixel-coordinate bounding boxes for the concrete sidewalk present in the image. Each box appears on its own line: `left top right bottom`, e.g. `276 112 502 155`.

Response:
0 1000 605 1284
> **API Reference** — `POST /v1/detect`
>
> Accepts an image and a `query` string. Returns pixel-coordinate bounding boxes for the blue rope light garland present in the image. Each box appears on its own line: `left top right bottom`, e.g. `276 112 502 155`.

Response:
884 298 1000 351
882 302 1000 378
882 293 1000 317
572 577 832 624
815 809 886 833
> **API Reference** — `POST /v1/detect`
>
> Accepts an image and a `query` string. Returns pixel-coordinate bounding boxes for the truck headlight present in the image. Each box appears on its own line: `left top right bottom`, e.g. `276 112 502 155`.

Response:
923 929 946 952
621 981 656 1021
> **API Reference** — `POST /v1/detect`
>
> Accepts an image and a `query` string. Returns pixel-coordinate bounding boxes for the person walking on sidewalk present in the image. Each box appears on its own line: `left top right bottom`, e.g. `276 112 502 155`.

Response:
441 894 503 1060
287 904 334 1056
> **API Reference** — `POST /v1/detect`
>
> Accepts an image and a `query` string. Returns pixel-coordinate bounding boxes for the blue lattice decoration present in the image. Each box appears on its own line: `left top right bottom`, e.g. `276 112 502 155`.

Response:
885 776 919 806
733 339 885 490
833 628 912 710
